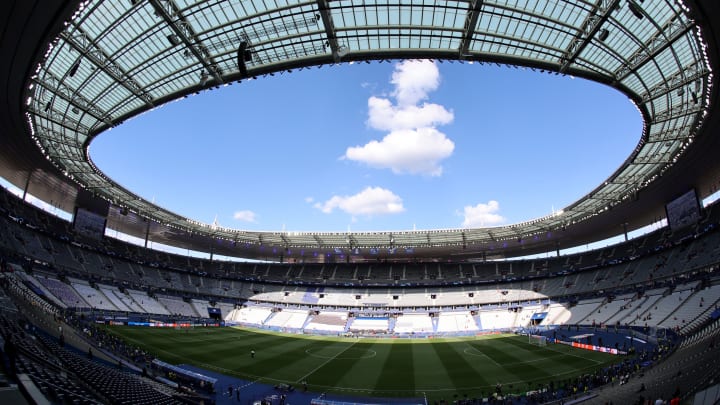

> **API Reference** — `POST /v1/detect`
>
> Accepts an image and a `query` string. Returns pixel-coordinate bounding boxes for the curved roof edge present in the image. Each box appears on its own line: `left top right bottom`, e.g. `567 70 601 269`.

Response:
2 0 719 262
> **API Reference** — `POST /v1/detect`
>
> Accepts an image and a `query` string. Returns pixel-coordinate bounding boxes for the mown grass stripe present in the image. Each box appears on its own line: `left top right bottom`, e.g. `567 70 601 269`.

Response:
294 340 357 383
426 342 478 392
411 340 455 391
309 343 386 393
470 339 555 385
374 343 415 393
105 327 622 401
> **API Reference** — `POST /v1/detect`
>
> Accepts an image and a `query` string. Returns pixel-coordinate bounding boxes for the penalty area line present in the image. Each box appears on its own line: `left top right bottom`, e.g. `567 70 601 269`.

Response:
295 341 357 384
464 343 502 367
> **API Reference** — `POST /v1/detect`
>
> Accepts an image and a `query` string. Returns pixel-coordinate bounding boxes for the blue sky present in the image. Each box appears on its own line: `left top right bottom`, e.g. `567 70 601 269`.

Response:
90 60 641 233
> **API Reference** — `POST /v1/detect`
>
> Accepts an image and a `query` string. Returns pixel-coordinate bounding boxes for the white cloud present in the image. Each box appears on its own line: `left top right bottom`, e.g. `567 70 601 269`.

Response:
233 210 257 223
304 196 314 203
345 59 455 177
345 127 454 176
391 59 441 106
367 97 453 131
460 200 505 228
314 187 405 216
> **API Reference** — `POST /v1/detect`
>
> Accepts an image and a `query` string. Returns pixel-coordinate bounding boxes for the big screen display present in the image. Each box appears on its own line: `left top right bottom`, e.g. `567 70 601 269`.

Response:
665 189 702 231
73 207 107 240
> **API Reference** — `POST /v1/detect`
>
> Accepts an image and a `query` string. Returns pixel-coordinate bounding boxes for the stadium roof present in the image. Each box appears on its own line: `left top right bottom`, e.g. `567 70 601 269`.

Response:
1 0 719 261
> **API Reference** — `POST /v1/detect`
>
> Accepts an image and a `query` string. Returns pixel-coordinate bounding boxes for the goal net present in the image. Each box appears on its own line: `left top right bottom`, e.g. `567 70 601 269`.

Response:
528 334 547 347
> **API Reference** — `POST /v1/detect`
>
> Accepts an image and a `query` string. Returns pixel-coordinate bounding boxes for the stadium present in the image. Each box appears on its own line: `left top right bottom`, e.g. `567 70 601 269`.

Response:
1 0 720 404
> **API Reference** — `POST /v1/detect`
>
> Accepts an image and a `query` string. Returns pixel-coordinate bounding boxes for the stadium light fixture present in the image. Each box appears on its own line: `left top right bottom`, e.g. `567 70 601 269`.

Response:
167 34 181 46
628 1 644 19
199 71 209 86
598 28 609 42
68 59 80 77
335 45 349 59
237 41 252 78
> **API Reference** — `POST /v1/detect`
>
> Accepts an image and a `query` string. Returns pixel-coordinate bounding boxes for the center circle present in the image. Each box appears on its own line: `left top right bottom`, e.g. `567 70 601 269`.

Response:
463 347 486 357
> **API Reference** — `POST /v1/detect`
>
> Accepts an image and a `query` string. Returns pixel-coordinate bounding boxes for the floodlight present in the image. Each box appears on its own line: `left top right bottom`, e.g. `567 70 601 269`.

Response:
598 28 609 42
68 59 80 77
199 71 209 86
237 41 251 77
628 1 644 19
167 34 181 46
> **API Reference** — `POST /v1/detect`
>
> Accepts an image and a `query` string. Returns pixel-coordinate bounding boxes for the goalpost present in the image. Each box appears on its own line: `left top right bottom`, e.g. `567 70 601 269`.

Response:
528 334 547 347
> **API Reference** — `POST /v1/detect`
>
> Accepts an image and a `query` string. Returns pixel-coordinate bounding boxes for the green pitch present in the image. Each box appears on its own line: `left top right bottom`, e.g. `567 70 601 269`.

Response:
107 326 619 400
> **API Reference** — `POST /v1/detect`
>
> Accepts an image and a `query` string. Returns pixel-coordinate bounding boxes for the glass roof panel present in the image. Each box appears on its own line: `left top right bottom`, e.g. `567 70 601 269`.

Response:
675 33 702 68
22 0 712 253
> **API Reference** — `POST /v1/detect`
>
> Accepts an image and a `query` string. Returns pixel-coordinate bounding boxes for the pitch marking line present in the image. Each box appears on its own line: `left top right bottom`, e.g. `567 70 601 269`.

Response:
295 341 358 383
463 344 502 367
116 331 610 394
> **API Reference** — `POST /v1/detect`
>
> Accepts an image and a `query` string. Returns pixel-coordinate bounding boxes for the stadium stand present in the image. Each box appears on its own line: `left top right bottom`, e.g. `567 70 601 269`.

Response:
32 274 88 308
348 317 390 333
393 313 434 334
264 309 309 330
304 311 349 333
127 290 170 315
98 284 132 312
436 311 479 333
70 280 119 311
0 276 208 405
156 295 199 318
227 306 273 326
